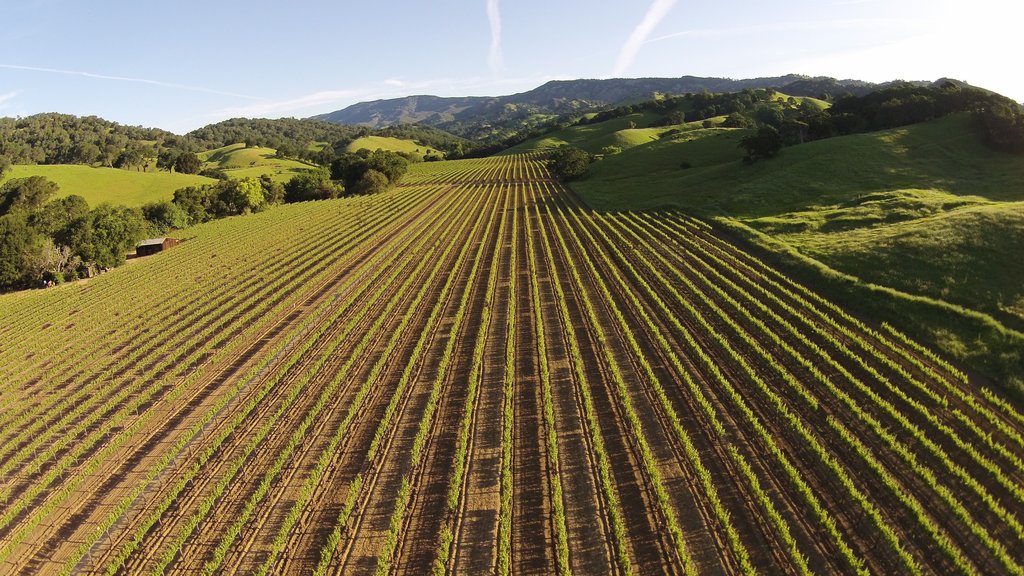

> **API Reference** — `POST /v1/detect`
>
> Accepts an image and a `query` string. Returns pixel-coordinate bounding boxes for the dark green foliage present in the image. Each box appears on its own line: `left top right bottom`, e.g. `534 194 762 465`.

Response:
722 113 749 128
977 99 1024 153
259 175 285 205
283 170 344 203
174 152 202 174
0 113 185 166
66 204 147 269
0 214 35 286
329 149 408 193
171 177 283 224
198 167 229 180
352 169 390 195
142 201 189 232
739 126 783 161
0 156 10 179
0 176 60 215
186 117 359 156
32 195 89 236
172 186 213 224
548 146 593 181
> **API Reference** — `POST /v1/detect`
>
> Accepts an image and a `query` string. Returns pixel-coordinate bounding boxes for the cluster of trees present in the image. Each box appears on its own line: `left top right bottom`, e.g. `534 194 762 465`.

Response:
0 113 197 168
170 176 284 225
282 148 411 202
0 175 149 288
186 117 360 152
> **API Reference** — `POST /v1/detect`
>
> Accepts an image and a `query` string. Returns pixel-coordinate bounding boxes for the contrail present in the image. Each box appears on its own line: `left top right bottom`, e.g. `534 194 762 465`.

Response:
0 63 265 100
487 0 505 78
613 0 678 76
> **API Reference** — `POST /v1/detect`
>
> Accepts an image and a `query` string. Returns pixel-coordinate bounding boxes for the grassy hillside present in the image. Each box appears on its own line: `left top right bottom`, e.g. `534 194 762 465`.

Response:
503 110 672 154
345 135 442 159
567 113 1024 391
199 143 316 183
2 165 215 207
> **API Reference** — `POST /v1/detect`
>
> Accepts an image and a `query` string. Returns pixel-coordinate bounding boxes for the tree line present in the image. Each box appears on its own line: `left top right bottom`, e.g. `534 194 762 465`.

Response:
0 147 409 291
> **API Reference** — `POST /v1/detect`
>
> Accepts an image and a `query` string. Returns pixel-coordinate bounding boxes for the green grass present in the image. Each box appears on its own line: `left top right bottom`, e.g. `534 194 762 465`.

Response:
503 111 679 155
563 112 1024 392
199 143 317 183
346 136 441 159
2 165 215 207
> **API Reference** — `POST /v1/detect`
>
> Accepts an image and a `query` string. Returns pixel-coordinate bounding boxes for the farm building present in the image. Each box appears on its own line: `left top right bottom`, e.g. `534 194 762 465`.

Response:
135 237 179 257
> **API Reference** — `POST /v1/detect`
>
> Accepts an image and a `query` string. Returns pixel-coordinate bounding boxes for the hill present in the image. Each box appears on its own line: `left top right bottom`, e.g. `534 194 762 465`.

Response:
345 135 443 159
312 74 931 139
1 164 215 207
565 113 1024 390
199 143 318 182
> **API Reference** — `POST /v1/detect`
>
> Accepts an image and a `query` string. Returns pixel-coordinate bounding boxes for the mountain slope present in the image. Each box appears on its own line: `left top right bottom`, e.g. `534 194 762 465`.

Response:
311 74 929 132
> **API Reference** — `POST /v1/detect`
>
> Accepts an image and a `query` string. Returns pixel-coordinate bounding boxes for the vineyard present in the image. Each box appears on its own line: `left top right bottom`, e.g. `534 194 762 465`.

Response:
1 153 1023 575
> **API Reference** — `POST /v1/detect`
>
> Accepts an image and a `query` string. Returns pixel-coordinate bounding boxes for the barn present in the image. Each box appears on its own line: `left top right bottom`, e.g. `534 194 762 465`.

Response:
135 237 179 257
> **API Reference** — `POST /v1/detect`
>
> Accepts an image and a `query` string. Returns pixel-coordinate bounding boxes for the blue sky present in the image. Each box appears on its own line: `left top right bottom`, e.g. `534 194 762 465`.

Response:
1 0 1018 134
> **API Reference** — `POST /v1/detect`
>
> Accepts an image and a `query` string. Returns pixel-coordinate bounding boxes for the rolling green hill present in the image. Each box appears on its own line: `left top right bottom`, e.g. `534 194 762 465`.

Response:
345 135 443 159
1 165 215 207
564 112 1024 392
199 143 317 183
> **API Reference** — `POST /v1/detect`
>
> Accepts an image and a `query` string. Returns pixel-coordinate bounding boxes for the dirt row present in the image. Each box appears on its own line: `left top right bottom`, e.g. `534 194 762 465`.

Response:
4 154 1022 575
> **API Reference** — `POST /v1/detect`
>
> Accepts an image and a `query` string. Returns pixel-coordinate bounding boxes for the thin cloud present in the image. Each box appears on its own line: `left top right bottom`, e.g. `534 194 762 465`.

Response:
0 91 17 108
215 89 365 118
613 0 678 77
486 0 505 78
0 63 264 100
646 18 912 43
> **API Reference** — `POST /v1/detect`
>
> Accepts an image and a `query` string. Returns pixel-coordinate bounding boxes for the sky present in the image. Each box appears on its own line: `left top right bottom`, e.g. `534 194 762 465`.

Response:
1 0 1019 134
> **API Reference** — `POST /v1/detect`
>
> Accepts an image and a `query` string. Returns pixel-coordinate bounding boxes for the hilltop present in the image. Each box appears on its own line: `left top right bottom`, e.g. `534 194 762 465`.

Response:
311 74 937 140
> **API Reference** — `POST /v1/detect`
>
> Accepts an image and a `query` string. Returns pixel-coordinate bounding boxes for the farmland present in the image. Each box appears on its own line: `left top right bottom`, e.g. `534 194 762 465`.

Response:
1 154 1022 574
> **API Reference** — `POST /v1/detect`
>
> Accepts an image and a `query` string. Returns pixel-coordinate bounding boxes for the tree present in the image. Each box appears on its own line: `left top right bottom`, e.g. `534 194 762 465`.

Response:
172 185 213 225
0 176 59 215
352 169 389 195
72 142 101 165
114 145 144 170
330 149 408 192
142 201 189 232
22 236 78 284
173 151 202 174
284 170 343 203
779 119 809 146
259 175 285 204
32 194 90 237
67 204 146 269
0 214 36 287
739 126 783 161
0 156 9 179
722 112 749 128
547 146 592 181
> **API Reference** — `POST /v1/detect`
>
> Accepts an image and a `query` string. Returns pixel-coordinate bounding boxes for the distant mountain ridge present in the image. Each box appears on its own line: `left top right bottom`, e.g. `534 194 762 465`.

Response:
311 74 939 131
